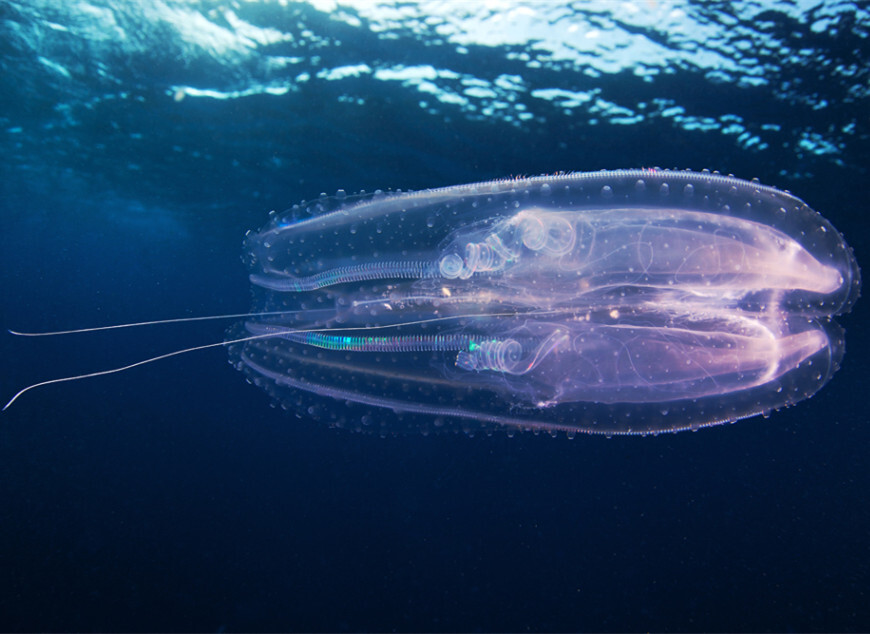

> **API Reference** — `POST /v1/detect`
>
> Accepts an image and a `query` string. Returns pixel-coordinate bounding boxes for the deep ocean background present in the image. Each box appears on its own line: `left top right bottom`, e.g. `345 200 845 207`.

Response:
1 1 869 631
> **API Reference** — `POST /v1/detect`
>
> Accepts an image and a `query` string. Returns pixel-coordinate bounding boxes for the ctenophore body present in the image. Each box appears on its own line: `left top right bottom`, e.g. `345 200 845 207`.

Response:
229 169 860 436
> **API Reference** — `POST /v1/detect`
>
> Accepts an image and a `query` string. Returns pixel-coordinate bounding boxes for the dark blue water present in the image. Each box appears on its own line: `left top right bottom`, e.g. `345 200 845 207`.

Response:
1 1 868 631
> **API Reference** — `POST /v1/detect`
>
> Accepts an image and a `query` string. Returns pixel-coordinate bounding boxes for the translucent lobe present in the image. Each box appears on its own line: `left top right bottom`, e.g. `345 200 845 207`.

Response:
437 207 844 301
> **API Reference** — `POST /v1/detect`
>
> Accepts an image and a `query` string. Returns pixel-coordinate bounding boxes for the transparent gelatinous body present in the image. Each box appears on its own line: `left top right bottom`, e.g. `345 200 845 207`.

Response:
228 169 860 436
